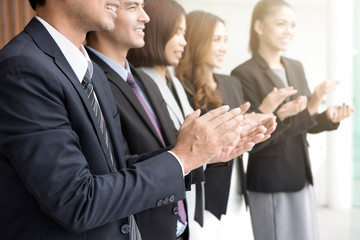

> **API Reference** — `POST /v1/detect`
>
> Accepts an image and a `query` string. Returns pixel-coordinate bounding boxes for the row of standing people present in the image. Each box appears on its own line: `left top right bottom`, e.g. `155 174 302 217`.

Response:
0 0 354 240
0 0 271 239
89 0 354 239
123 0 353 239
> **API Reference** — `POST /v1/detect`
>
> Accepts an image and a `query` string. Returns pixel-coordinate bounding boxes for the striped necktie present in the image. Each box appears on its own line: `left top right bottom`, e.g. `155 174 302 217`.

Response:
82 70 142 240
126 72 187 233
82 70 115 170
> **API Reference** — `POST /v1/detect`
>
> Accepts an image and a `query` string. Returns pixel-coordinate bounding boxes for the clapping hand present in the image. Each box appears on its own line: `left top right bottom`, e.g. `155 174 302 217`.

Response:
172 105 247 173
244 112 277 139
258 87 297 114
326 104 355 123
308 80 338 115
276 96 307 121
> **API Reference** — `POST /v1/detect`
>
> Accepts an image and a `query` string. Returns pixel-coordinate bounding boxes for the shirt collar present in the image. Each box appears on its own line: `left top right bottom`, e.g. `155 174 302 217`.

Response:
86 46 131 82
36 16 92 82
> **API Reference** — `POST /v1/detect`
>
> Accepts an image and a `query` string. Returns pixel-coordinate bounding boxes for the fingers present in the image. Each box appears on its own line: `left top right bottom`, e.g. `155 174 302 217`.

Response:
199 105 230 122
210 107 243 131
339 104 355 121
279 87 297 98
324 80 339 93
296 96 307 110
262 117 277 135
239 102 251 114
327 104 355 123
315 80 338 97
181 109 201 129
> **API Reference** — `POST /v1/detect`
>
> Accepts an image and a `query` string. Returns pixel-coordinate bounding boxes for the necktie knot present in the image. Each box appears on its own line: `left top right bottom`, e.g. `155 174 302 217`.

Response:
126 73 136 87
82 75 93 93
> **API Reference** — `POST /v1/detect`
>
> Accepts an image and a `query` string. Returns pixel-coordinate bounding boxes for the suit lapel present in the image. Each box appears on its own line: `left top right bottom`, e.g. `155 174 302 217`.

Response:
87 51 166 146
133 68 177 145
253 52 288 89
140 67 185 128
25 18 115 171
281 57 301 100
131 68 167 146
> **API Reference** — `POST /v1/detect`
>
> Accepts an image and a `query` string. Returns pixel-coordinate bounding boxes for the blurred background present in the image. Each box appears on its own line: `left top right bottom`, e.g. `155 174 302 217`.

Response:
1 0 359 239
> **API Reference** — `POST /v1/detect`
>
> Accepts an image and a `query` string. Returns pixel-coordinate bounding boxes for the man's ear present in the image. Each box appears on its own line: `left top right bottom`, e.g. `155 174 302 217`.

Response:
254 20 263 36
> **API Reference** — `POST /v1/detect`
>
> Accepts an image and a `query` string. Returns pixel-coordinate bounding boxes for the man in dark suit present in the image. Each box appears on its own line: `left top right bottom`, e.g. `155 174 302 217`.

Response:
0 0 266 239
86 1 188 239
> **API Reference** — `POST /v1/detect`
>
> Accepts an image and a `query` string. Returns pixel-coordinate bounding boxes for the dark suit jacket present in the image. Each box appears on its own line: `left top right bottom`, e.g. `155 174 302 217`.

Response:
0 18 185 240
88 51 189 240
231 52 339 193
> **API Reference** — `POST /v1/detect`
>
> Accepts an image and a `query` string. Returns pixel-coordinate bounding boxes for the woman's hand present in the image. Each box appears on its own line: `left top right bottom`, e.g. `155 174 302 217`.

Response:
276 96 307 121
326 104 355 123
307 80 338 115
244 112 277 138
258 87 298 114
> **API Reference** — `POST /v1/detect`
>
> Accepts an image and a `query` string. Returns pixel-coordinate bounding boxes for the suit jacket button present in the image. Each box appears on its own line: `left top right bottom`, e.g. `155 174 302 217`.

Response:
163 196 169 205
156 199 163 207
172 206 179 215
121 224 130 234
169 195 176 203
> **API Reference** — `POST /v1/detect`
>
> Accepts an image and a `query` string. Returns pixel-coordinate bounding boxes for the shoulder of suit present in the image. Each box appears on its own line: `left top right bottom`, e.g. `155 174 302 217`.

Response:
281 56 304 72
281 55 301 65
231 57 259 78
214 73 238 82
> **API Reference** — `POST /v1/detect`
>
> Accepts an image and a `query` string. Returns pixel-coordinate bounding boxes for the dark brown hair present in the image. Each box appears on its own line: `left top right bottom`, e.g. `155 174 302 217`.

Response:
175 11 224 111
249 0 292 53
127 0 185 67
28 0 45 10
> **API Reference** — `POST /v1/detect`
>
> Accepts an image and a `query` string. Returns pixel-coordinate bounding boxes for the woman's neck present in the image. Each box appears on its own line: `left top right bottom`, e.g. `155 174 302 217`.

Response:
257 45 283 69
153 65 167 83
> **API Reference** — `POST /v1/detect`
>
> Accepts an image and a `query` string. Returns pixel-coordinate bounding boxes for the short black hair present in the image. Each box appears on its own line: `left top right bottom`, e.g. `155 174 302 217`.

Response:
28 0 46 10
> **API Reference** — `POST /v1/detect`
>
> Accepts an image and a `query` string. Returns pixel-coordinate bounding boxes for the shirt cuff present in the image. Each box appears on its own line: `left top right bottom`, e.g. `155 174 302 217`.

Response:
168 151 189 177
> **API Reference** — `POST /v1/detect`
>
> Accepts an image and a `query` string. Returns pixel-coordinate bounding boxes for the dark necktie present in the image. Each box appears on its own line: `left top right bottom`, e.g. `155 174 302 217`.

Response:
82 69 115 169
126 72 187 227
82 69 142 240
195 182 204 227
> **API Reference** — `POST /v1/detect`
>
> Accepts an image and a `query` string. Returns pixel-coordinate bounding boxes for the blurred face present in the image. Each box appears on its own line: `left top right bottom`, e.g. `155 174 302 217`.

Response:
255 6 296 52
66 0 121 33
164 15 187 67
111 0 150 50
205 21 227 69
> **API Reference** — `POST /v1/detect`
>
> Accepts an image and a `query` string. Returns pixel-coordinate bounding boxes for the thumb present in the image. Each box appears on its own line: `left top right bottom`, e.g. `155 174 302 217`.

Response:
240 102 251 114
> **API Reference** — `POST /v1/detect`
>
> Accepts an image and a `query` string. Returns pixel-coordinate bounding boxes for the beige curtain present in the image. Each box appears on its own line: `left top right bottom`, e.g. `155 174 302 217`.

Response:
0 0 34 49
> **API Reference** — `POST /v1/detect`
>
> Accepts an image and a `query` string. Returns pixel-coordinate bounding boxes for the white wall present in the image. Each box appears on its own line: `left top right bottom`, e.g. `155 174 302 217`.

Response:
178 0 353 208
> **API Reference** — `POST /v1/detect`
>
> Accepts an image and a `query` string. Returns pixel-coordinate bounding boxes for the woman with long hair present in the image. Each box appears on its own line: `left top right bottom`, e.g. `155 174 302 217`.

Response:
231 0 354 239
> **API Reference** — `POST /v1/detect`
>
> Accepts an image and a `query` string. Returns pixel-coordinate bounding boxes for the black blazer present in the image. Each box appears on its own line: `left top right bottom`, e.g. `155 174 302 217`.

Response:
231 52 339 193
88 51 189 240
0 18 186 240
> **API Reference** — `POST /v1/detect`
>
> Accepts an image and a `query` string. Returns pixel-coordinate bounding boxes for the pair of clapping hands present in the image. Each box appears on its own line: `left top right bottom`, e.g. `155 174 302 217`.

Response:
172 103 276 174
258 81 355 123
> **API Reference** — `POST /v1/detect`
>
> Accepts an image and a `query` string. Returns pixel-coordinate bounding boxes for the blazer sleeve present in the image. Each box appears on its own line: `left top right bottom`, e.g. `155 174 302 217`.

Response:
0 55 185 233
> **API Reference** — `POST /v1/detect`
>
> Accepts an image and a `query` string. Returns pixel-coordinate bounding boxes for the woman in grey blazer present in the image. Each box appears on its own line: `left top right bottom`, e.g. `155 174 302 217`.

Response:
231 1 354 240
